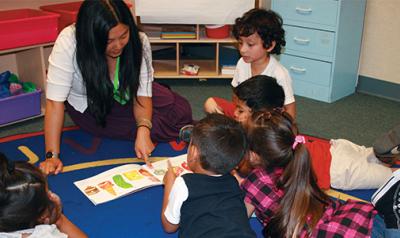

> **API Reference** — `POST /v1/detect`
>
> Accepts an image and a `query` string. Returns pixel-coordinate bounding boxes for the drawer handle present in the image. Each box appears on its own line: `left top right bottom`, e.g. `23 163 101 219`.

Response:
290 66 307 74
295 7 313 14
293 37 310 45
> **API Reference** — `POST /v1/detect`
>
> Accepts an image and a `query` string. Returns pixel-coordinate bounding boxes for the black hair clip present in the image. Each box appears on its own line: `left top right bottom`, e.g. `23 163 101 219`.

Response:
259 111 272 120
7 160 15 174
179 125 193 143
273 107 284 113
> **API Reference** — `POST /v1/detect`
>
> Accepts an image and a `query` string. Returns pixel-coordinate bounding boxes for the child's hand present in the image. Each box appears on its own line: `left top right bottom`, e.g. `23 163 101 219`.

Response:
163 160 177 185
235 154 254 178
231 169 244 184
47 190 62 224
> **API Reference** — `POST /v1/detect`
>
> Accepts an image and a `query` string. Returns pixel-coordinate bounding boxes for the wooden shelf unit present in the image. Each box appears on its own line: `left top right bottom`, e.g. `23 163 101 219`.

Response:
142 23 239 79
0 43 53 127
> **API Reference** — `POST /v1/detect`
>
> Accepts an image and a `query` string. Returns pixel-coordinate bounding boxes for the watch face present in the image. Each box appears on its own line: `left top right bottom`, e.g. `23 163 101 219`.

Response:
46 152 58 159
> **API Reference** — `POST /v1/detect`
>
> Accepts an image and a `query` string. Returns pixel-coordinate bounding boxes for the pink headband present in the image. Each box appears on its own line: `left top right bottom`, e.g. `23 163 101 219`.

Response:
292 135 306 150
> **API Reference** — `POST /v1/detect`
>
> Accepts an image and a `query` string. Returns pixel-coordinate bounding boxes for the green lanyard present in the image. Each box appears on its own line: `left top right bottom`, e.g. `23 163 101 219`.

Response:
113 57 130 105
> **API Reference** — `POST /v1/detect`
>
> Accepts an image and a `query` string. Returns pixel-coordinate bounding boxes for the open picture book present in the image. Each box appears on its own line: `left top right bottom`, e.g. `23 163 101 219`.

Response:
74 154 190 205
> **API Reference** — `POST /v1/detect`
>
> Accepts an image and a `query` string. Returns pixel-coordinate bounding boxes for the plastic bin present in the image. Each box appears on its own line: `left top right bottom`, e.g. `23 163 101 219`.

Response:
0 9 59 50
40 1 83 33
205 25 230 39
0 89 42 125
40 1 134 33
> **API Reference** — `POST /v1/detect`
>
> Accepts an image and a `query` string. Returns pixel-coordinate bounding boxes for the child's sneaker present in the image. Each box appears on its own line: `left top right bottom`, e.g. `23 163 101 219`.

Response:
371 169 400 228
373 124 400 159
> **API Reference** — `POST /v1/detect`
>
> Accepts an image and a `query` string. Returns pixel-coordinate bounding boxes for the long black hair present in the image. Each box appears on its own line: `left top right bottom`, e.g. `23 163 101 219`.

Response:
76 0 142 126
247 112 330 237
0 152 53 232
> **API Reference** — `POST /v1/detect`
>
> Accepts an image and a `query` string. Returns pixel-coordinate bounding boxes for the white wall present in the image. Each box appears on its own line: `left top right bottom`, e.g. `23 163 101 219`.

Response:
358 0 400 84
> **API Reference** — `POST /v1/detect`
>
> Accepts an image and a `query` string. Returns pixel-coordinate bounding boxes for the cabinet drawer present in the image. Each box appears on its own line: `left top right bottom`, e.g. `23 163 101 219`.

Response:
272 0 339 31
293 79 331 102
280 54 332 87
284 25 335 61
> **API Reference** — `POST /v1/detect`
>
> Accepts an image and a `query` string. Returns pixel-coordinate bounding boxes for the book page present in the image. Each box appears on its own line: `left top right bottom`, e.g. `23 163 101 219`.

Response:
142 154 192 181
74 154 191 205
74 163 162 205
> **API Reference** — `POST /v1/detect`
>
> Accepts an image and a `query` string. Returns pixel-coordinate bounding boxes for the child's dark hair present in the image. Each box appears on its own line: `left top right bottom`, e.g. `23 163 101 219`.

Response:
233 8 285 55
0 152 53 232
375 155 397 166
247 111 330 238
191 113 247 174
233 75 285 112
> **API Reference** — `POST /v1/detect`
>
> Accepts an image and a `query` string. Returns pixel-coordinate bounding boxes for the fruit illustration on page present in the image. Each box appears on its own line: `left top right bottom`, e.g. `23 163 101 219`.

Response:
139 169 161 182
113 175 133 189
98 181 117 196
123 170 144 181
154 169 166 176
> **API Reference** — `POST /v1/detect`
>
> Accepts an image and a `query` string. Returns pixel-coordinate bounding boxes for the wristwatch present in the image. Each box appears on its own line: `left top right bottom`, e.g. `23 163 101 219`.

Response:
45 151 60 160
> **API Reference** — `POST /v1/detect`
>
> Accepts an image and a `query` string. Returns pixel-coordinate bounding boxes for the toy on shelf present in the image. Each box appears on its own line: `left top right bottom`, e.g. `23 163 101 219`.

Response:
0 70 42 125
0 71 38 99
181 64 200 76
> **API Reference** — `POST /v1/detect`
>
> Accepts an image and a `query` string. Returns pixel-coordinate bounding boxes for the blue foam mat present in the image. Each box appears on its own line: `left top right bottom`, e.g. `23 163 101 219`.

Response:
0 129 263 237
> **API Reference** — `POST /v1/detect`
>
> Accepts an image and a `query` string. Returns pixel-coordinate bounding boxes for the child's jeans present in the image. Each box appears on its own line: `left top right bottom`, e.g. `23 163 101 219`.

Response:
371 214 400 238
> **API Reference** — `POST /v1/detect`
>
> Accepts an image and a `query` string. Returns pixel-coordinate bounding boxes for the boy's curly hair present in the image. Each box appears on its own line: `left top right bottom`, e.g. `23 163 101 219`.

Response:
233 8 285 55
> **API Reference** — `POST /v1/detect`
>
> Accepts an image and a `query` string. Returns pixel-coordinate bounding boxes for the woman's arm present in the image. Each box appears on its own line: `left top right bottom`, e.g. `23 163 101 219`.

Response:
40 99 65 175
133 96 155 166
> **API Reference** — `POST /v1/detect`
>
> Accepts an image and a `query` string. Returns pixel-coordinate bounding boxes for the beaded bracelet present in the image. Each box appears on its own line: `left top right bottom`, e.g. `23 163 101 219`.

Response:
136 118 152 130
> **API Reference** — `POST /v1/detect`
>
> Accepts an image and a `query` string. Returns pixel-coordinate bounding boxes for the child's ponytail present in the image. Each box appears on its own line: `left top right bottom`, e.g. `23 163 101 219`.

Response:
248 112 330 237
268 144 329 237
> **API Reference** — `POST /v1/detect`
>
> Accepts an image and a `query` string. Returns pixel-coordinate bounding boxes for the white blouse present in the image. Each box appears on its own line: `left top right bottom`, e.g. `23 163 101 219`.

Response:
46 25 154 113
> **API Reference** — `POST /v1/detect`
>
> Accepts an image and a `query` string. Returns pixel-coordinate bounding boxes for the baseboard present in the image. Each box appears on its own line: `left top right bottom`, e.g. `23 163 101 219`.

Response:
357 75 400 102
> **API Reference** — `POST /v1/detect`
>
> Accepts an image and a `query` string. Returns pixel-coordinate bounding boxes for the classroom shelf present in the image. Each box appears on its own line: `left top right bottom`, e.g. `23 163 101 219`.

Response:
0 43 52 127
143 23 240 79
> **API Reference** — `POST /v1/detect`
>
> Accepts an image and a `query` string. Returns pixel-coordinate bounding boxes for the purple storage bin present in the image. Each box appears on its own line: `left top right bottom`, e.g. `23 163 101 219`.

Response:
0 89 42 125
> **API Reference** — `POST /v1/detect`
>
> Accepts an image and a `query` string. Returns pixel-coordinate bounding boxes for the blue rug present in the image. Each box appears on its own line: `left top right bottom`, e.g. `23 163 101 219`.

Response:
0 128 263 237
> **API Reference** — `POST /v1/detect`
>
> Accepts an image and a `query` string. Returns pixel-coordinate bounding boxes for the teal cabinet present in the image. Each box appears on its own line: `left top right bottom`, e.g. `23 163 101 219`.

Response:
272 0 366 102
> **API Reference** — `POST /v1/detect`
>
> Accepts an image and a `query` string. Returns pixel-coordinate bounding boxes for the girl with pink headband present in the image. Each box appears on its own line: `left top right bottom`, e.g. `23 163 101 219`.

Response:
238 110 400 237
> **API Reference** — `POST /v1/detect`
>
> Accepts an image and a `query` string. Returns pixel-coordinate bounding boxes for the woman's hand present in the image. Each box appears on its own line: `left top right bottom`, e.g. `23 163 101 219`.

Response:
135 127 155 167
40 158 63 175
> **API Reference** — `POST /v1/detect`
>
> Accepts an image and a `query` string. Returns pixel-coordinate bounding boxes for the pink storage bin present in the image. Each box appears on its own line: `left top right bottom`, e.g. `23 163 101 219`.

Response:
0 89 42 125
40 1 134 33
40 1 83 33
0 9 59 50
